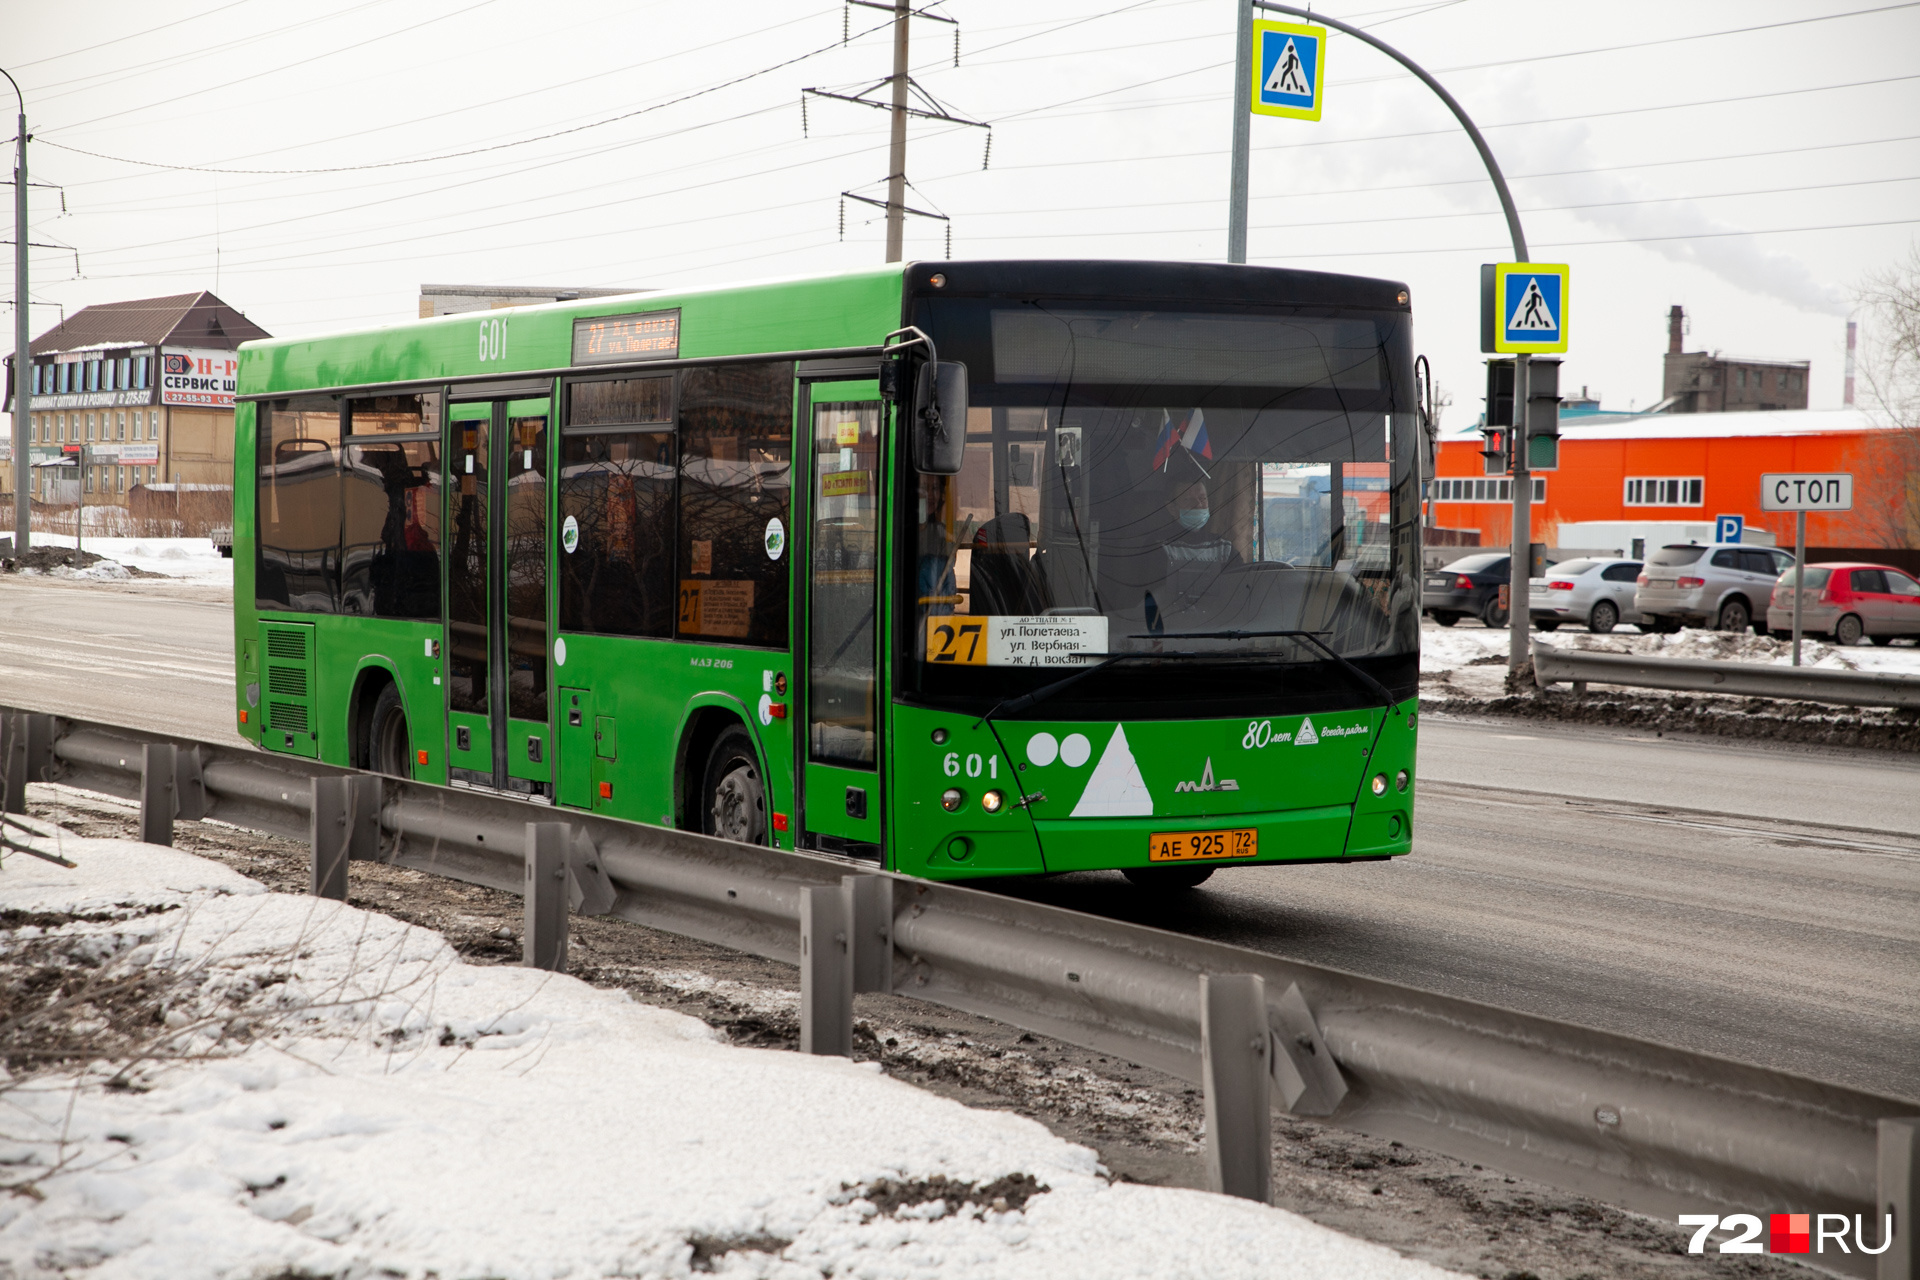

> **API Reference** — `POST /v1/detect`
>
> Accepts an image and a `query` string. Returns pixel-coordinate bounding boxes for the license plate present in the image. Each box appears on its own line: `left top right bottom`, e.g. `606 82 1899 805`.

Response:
1148 827 1257 862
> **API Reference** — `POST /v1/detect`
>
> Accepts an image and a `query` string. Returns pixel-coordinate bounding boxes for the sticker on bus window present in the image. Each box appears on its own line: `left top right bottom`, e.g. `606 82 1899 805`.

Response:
835 421 862 446
821 470 870 498
681 580 755 638
764 518 786 560
925 615 1108 667
561 514 579 554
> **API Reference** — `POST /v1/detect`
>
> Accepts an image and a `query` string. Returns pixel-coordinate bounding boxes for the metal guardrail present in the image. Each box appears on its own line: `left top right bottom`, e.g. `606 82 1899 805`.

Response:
3 705 1915 1279
1533 644 1920 710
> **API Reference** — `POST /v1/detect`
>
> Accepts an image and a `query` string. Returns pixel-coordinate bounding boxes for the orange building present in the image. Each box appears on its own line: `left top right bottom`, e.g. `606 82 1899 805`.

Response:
1428 408 1912 552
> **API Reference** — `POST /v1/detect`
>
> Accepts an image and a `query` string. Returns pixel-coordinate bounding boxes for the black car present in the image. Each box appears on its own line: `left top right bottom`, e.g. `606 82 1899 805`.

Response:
1423 552 1510 627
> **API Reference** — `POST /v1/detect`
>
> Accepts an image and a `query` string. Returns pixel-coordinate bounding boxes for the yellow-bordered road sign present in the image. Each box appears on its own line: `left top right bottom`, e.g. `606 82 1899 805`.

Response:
1251 19 1326 121
1481 262 1570 354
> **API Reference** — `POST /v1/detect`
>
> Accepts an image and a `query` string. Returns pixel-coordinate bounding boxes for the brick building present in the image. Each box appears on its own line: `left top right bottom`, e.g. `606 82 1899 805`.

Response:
3 291 270 508
1658 305 1809 413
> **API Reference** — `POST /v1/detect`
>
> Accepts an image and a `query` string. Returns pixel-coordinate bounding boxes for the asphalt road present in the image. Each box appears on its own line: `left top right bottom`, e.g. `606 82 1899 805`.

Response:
6 575 1917 1098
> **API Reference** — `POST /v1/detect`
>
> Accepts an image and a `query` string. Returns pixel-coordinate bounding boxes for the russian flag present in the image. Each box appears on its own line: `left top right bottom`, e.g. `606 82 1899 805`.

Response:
1151 411 1178 470
1179 409 1213 460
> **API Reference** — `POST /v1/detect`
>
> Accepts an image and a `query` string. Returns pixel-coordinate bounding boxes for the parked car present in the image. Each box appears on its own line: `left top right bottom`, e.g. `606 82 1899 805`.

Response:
1527 558 1645 633
1423 552 1510 627
1765 562 1920 645
1634 542 1794 633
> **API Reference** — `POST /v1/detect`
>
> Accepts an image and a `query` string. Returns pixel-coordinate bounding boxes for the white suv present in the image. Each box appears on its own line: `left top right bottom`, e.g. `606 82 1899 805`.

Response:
1633 542 1794 634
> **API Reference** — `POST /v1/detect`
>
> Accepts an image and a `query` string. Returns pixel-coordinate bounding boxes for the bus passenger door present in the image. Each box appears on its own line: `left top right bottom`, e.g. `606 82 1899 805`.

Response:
798 388 884 859
445 394 553 797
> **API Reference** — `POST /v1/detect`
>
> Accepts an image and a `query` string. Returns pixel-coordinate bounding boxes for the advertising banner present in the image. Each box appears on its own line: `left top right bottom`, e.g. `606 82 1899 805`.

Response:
160 348 239 407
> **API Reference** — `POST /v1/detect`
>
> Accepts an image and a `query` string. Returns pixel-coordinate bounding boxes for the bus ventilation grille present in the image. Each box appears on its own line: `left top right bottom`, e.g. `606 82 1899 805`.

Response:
266 666 309 698
266 629 308 661
269 701 310 734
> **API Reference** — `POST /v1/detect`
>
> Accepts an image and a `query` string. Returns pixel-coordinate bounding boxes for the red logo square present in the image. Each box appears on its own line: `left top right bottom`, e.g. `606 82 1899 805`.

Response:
1770 1213 1810 1253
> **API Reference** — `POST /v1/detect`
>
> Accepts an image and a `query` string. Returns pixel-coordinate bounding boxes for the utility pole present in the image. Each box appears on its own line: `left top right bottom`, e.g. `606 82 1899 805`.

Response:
3 67 27 554
1227 0 1253 263
885 0 910 263
805 3 984 262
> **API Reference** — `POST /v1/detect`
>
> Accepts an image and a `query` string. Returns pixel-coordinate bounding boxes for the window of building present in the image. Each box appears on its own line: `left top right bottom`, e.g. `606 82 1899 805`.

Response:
116 466 126 494
1431 476 1545 503
1624 477 1703 506
1736 369 1747 390
55 363 68 394
134 355 150 389
116 412 126 440
117 357 131 389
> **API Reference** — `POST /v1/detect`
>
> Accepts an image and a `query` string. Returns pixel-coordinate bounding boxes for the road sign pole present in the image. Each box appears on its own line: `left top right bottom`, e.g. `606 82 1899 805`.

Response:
1792 510 1806 668
1508 353 1530 664
1227 0 1253 263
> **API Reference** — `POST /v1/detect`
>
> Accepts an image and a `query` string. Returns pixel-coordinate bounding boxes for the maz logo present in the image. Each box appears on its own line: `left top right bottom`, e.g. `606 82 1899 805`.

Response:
1174 758 1238 793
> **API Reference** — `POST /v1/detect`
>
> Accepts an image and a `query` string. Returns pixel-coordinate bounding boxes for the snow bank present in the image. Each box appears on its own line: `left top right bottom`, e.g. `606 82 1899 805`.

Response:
1421 619 1920 682
12 534 232 584
0 836 1458 1280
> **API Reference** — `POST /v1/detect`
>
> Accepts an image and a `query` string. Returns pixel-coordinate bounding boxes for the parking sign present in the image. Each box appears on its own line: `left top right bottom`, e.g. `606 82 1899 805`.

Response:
1715 514 1743 543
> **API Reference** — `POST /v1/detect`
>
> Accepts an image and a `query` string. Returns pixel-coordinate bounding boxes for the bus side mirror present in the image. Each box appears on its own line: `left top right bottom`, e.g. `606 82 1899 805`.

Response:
912 361 968 475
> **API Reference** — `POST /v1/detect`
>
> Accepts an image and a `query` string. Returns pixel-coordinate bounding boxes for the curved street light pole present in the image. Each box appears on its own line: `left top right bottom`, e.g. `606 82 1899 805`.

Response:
1233 3 1537 674
2 66 25 555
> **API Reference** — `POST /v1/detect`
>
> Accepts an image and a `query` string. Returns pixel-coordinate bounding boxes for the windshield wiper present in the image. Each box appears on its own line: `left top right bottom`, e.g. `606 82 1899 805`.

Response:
1125 629 1398 707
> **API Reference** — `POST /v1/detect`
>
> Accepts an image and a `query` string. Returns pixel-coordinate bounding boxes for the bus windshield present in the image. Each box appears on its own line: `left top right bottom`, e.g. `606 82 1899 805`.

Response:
906 299 1418 716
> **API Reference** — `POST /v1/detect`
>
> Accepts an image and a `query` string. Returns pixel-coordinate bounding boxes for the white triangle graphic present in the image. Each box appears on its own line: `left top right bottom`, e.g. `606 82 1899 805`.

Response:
1264 37 1309 95
1508 278 1557 331
1295 717 1320 747
1199 758 1215 789
1071 724 1155 817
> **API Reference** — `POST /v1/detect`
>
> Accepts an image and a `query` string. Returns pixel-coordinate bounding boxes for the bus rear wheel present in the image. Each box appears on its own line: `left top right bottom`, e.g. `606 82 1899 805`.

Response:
1123 865 1214 890
366 683 411 778
701 727 767 845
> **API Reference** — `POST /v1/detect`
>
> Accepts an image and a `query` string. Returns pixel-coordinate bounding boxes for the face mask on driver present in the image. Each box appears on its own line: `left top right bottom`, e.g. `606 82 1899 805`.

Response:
1178 507 1210 532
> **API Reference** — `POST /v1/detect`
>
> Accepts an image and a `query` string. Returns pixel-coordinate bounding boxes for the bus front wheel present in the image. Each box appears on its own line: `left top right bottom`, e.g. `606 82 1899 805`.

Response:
366 683 411 778
1123 865 1214 890
701 727 767 845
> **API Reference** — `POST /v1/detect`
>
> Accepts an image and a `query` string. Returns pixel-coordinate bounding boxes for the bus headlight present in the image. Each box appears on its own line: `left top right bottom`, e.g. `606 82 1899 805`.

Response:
941 788 965 812
1396 770 1410 792
1370 774 1388 797
981 789 1005 813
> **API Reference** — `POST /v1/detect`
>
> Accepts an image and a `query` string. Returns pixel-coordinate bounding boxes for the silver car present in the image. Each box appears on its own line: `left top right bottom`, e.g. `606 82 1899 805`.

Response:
1528 558 1645 633
1634 542 1795 634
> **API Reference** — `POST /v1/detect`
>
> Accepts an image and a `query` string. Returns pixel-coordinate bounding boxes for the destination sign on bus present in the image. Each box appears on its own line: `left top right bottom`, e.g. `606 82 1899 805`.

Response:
572 310 680 365
925 615 1108 667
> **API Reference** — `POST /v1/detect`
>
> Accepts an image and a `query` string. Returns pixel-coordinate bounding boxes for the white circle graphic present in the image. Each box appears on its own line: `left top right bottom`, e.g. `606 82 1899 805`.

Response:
764 517 786 560
553 637 568 667
561 514 579 554
1060 733 1092 768
1026 732 1059 767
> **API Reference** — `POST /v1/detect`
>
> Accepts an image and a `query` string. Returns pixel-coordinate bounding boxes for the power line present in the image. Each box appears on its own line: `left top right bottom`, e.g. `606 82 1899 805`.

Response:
1239 217 1920 263
43 0 501 133
11 0 257 72
38 12 896 176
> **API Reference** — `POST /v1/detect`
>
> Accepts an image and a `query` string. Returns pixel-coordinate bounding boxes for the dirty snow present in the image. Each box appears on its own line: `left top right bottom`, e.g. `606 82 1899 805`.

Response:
7 534 232 584
1420 618 1920 700
0 831 1460 1280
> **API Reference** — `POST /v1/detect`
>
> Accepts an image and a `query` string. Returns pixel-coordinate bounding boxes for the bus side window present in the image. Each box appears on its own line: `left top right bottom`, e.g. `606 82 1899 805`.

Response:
342 393 441 620
257 395 343 613
558 429 676 638
676 362 793 648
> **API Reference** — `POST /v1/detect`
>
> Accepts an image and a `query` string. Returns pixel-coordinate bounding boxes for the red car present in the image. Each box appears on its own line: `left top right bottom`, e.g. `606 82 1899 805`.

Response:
1765 562 1920 646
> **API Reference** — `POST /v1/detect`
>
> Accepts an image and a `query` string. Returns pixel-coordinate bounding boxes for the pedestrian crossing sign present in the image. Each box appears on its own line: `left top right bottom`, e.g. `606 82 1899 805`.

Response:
1251 19 1325 121
1481 262 1571 354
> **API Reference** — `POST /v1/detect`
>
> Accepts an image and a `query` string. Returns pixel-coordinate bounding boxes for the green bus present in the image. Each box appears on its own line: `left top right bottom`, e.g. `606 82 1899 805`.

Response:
234 260 1419 887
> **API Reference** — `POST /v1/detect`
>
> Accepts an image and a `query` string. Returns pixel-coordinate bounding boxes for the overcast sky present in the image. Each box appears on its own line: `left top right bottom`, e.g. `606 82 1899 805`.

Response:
7 0 1918 424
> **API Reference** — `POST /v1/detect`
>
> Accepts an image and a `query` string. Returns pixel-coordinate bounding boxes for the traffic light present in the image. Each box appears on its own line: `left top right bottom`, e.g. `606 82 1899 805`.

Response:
1482 359 1514 474
1525 356 1561 470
